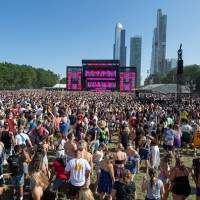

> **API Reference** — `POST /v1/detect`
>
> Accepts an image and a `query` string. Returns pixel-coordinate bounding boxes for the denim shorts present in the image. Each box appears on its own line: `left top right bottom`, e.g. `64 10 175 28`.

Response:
23 163 29 173
91 140 99 153
158 174 169 185
145 197 161 200
196 187 200 197
139 149 150 160
53 179 66 189
125 162 137 174
5 148 12 156
11 174 24 186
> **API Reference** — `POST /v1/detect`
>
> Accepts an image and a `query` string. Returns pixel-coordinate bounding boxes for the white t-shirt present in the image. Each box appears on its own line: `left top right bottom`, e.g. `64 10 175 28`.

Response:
54 139 66 150
181 124 192 133
15 133 30 145
65 158 91 186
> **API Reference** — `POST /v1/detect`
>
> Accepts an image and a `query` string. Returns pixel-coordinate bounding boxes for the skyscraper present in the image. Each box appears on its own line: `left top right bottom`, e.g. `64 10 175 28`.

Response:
130 36 142 87
150 9 167 75
113 23 126 66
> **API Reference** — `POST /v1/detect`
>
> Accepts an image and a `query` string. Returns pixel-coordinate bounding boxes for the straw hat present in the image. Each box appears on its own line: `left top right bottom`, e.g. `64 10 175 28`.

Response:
98 120 106 129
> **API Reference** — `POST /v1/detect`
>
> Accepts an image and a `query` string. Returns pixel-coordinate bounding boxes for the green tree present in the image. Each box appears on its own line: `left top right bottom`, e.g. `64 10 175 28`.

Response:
0 62 59 89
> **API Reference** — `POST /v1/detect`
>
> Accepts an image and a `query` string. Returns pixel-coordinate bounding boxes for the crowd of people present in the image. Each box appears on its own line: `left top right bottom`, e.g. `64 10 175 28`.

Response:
0 90 199 200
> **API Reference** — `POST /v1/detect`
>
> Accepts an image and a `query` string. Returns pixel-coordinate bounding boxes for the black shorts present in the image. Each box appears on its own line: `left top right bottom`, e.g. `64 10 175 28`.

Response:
181 137 190 144
163 143 173 151
68 182 84 197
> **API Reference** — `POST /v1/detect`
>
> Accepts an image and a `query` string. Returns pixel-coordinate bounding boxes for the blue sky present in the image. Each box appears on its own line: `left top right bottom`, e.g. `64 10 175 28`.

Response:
0 0 200 83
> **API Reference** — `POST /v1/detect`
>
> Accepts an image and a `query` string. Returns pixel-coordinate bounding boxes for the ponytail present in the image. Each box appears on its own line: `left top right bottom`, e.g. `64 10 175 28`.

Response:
150 174 156 188
149 168 156 188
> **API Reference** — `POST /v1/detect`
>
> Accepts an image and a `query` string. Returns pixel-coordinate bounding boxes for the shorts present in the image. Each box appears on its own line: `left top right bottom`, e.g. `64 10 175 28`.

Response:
5 147 12 156
125 162 137 174
68 182 84 197
139 149 150 160
91 140 99 153
158 174 169 184
145 197 161 200
23 163 29 173
30 178 35 190
11 174 24 186
196 187 200 197
174 138 181 148
181 137 190 144
163 143 173 151
53 179 66 189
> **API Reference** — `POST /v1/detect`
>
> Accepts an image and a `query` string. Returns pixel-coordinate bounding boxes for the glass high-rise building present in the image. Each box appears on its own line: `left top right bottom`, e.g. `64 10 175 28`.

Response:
150 9 167 75
130 36 142 87
113 23 126 66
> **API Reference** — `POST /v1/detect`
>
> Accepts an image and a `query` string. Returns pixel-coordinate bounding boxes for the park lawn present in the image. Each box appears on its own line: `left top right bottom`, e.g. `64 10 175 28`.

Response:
1 133 197 200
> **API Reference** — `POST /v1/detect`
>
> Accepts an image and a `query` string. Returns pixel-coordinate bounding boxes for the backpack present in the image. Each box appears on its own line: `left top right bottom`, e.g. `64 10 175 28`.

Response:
9 155 21 175
37 142 45 156
35 127 42 144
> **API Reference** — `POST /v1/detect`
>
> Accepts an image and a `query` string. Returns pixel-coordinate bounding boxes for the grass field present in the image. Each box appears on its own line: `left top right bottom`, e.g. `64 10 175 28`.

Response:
1 133 197 200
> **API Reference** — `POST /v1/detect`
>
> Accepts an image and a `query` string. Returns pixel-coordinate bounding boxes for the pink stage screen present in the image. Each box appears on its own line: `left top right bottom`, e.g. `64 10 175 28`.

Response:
87 81 116 89
85 69 117 91
85 70 116 77
120 72 136 91
67 71 82 90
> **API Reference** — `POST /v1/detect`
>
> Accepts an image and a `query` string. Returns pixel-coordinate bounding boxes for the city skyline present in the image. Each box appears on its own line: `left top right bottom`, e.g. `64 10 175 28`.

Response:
0 1 200 84
130 36 142 87
150 9 167 75
113 23 126 67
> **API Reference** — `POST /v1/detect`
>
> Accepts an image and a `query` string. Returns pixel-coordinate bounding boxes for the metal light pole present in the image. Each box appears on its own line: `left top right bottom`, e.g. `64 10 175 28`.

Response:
177 44 183 103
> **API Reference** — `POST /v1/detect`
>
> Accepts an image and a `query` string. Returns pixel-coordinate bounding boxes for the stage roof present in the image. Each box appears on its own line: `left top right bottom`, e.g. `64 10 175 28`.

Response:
139 84 190 94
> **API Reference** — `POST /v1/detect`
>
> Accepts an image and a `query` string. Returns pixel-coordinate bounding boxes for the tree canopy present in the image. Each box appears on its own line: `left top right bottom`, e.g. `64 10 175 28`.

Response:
144 65 200 92
0 62 59 90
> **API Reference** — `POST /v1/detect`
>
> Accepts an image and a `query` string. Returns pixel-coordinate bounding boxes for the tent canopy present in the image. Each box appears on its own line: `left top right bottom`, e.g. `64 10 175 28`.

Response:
140 84 190 94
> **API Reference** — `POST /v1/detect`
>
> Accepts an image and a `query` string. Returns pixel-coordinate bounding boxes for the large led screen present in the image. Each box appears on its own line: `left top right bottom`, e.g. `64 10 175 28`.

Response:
120 72 136 91
85 70 117 90
85 70 116 77
67 71 82 90
87 81 116 88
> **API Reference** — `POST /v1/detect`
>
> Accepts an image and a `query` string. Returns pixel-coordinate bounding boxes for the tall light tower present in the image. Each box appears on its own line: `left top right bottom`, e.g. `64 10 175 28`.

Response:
177 44 183 103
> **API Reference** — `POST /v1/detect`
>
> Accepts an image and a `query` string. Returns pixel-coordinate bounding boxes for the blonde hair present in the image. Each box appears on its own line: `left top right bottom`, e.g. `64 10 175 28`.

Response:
117 143 124 151
79 187 94 200
122 169 131 185
104 151 113 164
31 170 48 190
78 140 87 151
174 124 181 133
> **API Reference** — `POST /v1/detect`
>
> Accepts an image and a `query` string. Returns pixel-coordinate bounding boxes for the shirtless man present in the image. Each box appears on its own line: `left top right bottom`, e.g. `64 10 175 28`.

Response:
77 140 93 188
93 143 106 195
64 133 77 163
